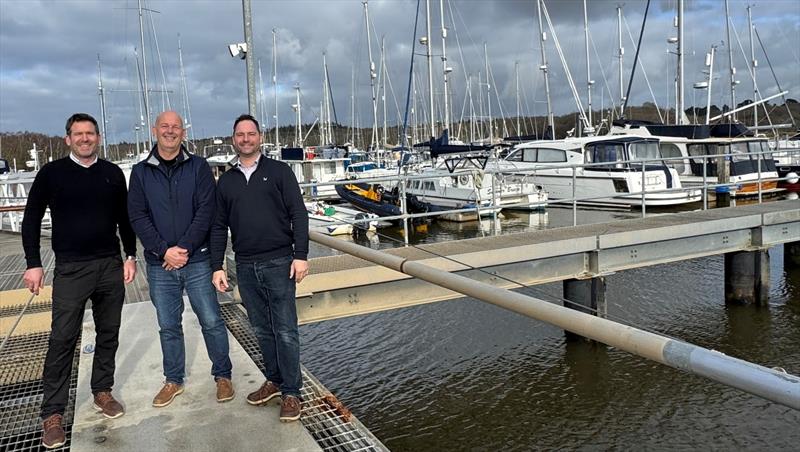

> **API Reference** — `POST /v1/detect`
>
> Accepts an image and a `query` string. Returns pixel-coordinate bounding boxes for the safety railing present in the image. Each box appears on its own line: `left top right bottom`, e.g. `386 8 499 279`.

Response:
299 146 799 241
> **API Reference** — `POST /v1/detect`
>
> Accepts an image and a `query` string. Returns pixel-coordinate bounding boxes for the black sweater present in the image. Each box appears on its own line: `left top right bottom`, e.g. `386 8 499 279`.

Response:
22 157 137 268
210 157 309 271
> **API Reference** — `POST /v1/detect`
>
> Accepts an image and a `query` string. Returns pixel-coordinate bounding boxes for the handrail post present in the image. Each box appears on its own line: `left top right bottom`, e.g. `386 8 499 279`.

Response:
702 155 708 210
572 165 577 226
757 148 763 204
641 158 646 218
400 175 409 246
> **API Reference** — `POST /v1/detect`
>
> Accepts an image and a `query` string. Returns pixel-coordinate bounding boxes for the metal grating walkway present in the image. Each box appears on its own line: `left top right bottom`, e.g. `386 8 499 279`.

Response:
0 332 78 451
1 232 386 451
220 304 387 452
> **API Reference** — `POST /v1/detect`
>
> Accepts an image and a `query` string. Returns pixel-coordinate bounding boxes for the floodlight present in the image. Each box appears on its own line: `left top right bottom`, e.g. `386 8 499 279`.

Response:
228 43 247 59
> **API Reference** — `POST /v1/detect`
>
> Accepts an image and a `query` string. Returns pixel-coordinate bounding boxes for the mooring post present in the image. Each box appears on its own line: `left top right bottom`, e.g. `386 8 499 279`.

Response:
785 242 800 268
724 250 769 305
563 277 607 341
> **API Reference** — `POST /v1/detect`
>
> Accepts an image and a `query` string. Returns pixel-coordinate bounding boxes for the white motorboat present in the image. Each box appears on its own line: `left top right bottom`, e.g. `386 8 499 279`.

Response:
498 135 701 207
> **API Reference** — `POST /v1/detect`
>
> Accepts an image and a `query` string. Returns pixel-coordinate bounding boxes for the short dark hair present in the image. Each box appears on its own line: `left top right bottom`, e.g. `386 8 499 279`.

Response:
65 113 100 135
233 114 260 133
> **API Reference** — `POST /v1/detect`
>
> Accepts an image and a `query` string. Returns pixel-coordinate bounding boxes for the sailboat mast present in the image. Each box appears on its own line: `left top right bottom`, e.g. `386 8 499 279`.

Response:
294 84 302 147
677 0 685 124
178 34 195 147
617 5 624 119
747 5 757 127
439 0 450 134
381 37 388 148
323 52 333 145
515 61 521 136
137 0 152 150
272 29 279 147
97 55 108 159
425 0 435 139
724 0 737 121
583 0 592 128
536 0 554 135
242 0 257 117
484 43 492 143
705 46 716 124
363 1 379 151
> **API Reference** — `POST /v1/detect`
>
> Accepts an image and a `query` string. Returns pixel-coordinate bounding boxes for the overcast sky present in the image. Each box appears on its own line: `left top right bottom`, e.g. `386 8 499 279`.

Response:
1 0 798 144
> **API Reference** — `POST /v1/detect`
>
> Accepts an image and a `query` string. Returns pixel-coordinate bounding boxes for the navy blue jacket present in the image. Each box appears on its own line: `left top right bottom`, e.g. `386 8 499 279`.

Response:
127 146 215 265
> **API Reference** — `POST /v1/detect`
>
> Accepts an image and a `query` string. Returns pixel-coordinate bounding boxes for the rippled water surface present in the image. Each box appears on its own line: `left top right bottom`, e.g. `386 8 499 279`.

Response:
302 203 800 450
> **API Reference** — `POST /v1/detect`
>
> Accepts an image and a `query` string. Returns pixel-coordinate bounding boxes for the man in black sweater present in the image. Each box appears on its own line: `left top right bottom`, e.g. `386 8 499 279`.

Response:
21 113 137 449
210 114 308 422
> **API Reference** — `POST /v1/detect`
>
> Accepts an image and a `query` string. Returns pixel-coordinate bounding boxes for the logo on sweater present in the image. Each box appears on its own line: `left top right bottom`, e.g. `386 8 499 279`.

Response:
263 177 268 182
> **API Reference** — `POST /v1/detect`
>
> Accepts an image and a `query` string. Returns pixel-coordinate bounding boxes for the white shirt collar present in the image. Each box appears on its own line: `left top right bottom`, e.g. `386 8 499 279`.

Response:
69 152 98 168
236 154 260 169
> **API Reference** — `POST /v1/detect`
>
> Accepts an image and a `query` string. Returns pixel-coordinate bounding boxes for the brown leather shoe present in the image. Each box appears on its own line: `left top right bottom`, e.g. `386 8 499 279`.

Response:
279 395 302 422
152 382 184 407
246 381 281 405
42 413 65 449
216 378 235 403
93 391 124 419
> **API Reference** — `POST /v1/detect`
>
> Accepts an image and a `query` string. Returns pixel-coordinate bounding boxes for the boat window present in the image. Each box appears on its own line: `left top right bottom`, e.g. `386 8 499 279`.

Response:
522 148 538 162
325 162 337 173
586 143 624 167
728 143 751 162
748 141 772 161
537 148 566 162
659 143 685 173
628 141 661 162
423 181 435 191
505 149 523 162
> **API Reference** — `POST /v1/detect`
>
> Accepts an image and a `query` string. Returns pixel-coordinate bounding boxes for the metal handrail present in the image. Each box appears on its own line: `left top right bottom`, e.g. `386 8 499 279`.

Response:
301 148 796 229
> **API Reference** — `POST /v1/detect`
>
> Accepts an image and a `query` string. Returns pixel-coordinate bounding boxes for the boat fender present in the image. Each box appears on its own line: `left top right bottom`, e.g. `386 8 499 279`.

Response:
787 172 799 185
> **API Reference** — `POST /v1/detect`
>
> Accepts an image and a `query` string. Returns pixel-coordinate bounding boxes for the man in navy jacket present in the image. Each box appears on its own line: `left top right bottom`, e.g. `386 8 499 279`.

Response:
128 111 233 407
210 114 308 422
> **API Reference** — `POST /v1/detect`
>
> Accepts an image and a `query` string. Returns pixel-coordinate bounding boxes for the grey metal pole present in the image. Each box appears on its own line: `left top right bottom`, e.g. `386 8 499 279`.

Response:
583 0 592 128
97 55 108 159
242 0 257 118
426 0 435 139
309 231 800 411
724 0 736 121
748 5 758 128
537 0 555 135
677 0 684 124
273 29 279 147
137 0 152 150
439 0 450 134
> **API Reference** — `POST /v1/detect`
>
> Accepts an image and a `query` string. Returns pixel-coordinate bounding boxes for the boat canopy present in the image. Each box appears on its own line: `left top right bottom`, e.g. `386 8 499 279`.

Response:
613 119 753 139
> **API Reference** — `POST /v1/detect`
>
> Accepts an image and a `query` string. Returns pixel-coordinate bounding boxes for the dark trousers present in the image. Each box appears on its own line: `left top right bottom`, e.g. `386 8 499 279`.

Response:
40 256 125 419
236 255 302 398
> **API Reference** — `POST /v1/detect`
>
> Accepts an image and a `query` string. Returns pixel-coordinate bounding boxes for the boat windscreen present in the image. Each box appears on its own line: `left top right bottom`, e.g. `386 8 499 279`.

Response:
748 141 772 160
585 143 625 166
628 141 661 162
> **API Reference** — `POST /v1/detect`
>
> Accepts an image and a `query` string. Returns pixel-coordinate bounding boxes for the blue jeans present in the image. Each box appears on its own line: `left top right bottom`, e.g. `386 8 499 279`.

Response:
147 259 232 385
236 255 301 398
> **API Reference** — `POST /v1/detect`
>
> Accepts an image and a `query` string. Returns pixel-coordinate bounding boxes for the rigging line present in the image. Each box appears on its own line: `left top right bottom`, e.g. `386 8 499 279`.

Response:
146 4 170 111
448 0 471 141
621 8 664 123
314 212 690 342
728 19 775 127
588 31 619 118
487 63 509 138
621 0 651 118
754 26 796 128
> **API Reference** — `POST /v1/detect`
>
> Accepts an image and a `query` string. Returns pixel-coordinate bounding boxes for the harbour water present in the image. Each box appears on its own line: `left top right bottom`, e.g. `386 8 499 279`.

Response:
302 201 800 450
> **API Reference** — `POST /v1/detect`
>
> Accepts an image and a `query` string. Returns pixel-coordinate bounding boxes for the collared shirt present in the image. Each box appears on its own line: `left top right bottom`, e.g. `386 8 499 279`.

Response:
69 152 98 168
236 155 261 182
